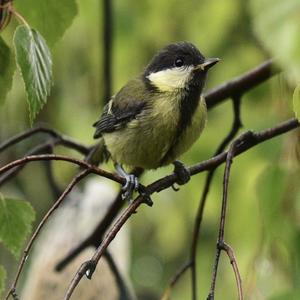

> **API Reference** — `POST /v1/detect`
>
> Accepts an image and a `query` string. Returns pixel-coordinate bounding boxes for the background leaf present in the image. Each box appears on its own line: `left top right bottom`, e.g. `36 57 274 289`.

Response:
0 195 35 258
13 25 53 124
293 84 300 121
250 0 300 83
0 265 6 298
0 37 15 105
14 0 78 46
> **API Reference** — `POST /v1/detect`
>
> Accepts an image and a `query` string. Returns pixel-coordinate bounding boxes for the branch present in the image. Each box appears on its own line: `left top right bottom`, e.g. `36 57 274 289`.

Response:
5 170 90 300
102 0 113 104
0 154 124 185
56 168 144 271
0 127 90 155
191 96 242 300
207 131 253 300
205 59 279 109
64 118 299 299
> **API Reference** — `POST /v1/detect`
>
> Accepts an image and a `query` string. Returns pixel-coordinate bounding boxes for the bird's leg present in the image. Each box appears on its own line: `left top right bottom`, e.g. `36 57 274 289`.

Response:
172 160 191 187
115 163 139 201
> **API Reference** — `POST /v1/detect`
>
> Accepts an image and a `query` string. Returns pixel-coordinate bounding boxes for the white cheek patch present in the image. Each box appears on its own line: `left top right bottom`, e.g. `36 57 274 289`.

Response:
147 66 193 92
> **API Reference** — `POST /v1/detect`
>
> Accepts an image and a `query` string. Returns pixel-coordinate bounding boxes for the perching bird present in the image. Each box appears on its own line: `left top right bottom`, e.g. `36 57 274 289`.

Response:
92 41 219 202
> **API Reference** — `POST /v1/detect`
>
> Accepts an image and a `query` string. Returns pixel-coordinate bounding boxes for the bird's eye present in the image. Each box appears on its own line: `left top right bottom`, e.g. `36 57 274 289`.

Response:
174 57 184 67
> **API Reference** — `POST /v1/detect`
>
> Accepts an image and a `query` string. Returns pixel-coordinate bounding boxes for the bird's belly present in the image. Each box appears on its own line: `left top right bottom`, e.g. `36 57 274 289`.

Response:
103 100 180 169
103 96 207 169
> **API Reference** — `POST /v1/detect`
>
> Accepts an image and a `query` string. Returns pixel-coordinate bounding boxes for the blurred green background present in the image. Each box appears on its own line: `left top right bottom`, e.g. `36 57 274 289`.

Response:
0 0 299 299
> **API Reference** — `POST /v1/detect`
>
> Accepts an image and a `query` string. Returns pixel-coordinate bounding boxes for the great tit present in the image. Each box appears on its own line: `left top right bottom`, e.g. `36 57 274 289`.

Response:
92 41 219 201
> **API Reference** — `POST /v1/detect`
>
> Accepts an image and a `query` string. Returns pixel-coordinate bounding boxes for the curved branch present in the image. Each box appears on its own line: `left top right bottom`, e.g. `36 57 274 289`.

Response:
0 127 90 155
64 118 299 299
5 170 90 300
0 154 124 184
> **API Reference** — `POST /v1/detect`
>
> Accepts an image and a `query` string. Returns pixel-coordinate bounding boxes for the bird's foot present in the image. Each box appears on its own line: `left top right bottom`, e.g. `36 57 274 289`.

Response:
121 173 139 202
173 160 190 187
115 163 139 202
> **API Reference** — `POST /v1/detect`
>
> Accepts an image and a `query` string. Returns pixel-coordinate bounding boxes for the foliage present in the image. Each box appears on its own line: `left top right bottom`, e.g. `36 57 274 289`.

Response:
0 0 77 123
14 25 52 124
14 0 78 47
0 194 35 258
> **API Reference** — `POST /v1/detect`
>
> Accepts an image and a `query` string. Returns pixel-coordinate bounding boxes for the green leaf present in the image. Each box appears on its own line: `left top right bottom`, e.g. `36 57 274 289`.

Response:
13 25 53 125
250 0 300 83
0 195 35 258
293 84 300 121
14 0 78 46
0 265 6 298
0 37 15 105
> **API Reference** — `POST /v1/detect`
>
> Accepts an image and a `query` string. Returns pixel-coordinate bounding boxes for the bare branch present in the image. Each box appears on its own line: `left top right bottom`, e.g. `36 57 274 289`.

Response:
0 154 124 185
5 170 90 300
191 96 242 300
65 118 299 299
207 131 253 300
205 59 279 109
0 127 90 155
102 0 113 104
55 168 144 271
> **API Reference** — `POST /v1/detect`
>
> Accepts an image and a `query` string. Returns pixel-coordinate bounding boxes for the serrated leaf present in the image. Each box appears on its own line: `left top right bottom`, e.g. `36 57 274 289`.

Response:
250 0 300 83
14 0 78 46
0 195 35 258
0 265 6 298
293 84 300 121
13 25 53 124
0 37 15 105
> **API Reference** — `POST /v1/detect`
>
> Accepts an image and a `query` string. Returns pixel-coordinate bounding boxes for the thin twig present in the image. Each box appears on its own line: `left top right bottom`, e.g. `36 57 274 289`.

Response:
0 142 54 186
56 168 144 271
205 59 279 109
4 170 90 300
102 0 113 104
207 131 252 300
0 127 90 155
190 96 242 300
64 119 299 300
221 242 243 300
0 154 124 185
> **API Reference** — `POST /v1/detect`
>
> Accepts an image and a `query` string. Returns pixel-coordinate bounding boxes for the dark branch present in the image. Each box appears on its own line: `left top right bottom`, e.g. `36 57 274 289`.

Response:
64 118 299 299
207 131 252 300
0 127 90 155
102 0 113 104
5 170 90 300
205 59 279 109
0 154 124 185
191 96 242 300
55 168 143 271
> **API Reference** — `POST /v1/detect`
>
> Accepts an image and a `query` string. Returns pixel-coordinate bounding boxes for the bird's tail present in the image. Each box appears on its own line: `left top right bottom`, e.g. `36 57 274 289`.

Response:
85 138 110 166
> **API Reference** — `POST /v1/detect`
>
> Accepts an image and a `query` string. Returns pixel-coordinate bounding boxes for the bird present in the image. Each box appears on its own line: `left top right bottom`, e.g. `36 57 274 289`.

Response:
92 41 219 203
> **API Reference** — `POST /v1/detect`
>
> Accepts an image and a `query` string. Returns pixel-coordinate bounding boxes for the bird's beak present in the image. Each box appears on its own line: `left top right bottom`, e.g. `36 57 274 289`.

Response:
194 58 220 72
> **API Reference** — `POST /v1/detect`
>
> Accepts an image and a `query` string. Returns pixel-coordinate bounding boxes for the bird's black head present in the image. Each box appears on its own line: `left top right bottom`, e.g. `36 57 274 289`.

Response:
144 42 219 92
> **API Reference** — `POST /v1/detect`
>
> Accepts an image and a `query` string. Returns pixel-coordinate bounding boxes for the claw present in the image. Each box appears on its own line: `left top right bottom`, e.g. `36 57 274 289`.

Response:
115 164 139 202
173 160 190 185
